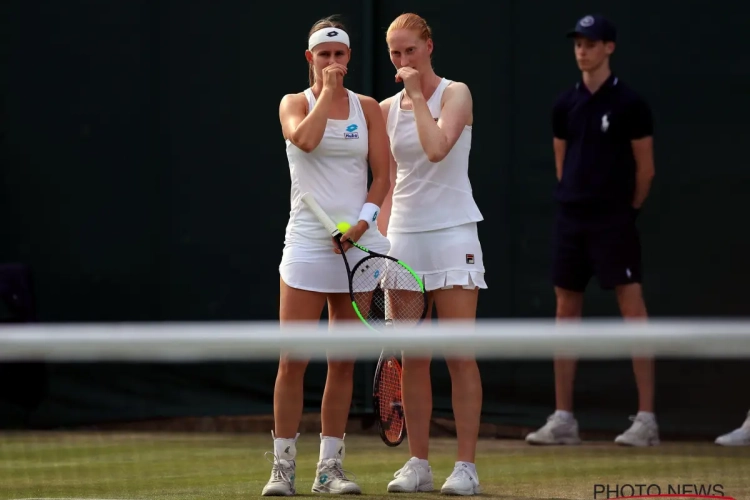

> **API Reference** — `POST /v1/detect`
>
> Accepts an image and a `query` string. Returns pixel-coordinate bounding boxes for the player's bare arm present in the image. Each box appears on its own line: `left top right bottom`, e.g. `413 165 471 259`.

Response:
279 90 334 153
553 138 566 181
411 81 473 163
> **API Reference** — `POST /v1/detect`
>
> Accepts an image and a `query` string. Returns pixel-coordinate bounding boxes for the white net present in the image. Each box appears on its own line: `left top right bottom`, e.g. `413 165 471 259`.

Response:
0 319 749 499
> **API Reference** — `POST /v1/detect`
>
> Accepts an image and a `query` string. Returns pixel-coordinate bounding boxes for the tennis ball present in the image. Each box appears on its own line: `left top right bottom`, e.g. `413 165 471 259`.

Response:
337 221 351 233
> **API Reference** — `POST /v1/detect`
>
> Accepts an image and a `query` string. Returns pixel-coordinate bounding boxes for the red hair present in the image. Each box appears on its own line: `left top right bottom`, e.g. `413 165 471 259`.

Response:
386 13 432 42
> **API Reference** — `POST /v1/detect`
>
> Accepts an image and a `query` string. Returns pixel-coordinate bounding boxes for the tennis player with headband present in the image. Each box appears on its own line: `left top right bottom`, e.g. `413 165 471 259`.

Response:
378 12 485 496
263 16 391 496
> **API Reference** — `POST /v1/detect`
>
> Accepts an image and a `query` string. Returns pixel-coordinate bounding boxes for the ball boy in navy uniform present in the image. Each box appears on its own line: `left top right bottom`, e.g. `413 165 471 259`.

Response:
526 14 659 447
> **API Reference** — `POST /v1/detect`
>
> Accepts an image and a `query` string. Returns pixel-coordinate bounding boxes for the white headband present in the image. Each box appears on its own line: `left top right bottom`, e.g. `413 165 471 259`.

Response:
308 28 350 51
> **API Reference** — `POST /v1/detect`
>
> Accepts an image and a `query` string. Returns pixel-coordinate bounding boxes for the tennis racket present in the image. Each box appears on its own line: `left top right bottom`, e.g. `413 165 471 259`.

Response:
301 192 428 447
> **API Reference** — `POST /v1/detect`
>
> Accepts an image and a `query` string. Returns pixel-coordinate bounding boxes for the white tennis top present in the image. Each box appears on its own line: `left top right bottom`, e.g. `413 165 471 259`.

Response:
386 78 483 233
284 89 370 244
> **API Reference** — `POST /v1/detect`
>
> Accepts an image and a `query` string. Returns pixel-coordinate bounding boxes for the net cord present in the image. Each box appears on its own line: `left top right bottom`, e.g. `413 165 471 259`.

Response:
0 319 748 361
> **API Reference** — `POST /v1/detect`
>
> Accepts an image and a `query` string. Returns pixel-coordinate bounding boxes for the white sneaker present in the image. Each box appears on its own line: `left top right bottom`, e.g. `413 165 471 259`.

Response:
715 411 750 446
261 452 296 496
441 462 481 496
387 457 434 493
525 414 582 445
312 458 361 494
615 414 660 446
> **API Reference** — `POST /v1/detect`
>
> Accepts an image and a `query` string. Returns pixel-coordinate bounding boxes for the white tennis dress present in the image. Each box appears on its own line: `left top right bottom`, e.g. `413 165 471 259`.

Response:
385 78 486 292
279 88 390 293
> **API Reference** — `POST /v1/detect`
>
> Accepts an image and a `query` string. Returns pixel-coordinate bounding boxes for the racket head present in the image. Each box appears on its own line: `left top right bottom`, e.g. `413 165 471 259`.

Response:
349 252 422 447
348 254 427 330
372 350 406 447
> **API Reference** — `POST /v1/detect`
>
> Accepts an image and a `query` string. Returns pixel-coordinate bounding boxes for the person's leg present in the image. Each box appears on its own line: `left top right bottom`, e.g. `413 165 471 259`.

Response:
526 213 589 445
274 278 327 438
321 293 359 441
317 234 391 441
400 293 435 457
616 283 653 414
433 287 481 463
593 218 659 446
308 292 367 494
554 287 585 412
430 224 486 495
263 277 327 496
432 286 483 496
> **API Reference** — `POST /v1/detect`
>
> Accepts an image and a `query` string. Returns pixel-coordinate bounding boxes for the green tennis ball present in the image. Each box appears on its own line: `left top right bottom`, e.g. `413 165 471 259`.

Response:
337 221 351 233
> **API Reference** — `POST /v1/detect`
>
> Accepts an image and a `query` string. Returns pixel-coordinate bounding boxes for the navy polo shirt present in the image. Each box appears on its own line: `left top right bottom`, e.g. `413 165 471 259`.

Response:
553 74 653 212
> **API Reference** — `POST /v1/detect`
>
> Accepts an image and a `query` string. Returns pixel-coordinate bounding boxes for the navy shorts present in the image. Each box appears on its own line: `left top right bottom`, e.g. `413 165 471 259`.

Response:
552 208 642 292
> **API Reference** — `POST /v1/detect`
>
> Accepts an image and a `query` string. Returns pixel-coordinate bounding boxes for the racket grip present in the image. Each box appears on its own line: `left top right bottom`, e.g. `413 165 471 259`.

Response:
300 192 340 237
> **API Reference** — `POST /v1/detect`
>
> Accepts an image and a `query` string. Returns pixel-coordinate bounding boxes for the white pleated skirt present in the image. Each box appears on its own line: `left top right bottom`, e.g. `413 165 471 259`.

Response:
387 222 487 292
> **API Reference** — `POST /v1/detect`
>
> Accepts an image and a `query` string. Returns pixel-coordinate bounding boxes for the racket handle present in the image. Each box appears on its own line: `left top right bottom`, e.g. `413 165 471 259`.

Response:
300 192 340 237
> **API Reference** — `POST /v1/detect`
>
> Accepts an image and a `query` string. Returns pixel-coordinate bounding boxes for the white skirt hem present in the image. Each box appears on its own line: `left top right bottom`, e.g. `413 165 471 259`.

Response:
422 269 487 292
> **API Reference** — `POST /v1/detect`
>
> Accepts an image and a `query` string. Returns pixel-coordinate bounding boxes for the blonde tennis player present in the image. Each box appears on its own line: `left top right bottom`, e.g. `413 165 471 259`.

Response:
263 15 391 496
378 12 485 496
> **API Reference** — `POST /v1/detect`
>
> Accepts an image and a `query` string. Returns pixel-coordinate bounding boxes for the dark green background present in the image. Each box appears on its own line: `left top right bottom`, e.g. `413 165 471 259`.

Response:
0 1 748 435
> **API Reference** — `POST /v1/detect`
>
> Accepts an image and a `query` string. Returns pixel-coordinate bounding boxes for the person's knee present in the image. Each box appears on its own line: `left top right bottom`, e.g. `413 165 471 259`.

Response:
615 284 647 318
327 360 355 379
401 357 432 389
278 356 309 378
555 287 584 318
402 355 432 370
446 357 480 378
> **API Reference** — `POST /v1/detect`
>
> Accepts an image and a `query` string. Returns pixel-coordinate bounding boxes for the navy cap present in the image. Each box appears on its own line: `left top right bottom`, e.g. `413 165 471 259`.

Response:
566 14 617 42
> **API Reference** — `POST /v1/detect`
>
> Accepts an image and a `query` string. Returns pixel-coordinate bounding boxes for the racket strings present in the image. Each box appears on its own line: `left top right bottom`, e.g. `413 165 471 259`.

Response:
351 257 425 329
376 356 404 442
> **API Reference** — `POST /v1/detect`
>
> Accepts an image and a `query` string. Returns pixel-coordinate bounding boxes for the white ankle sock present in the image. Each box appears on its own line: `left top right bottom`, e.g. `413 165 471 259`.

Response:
320 434 345 461
554 410 574 421
637 411 656 422
456 461 477 477
272 431 299 461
